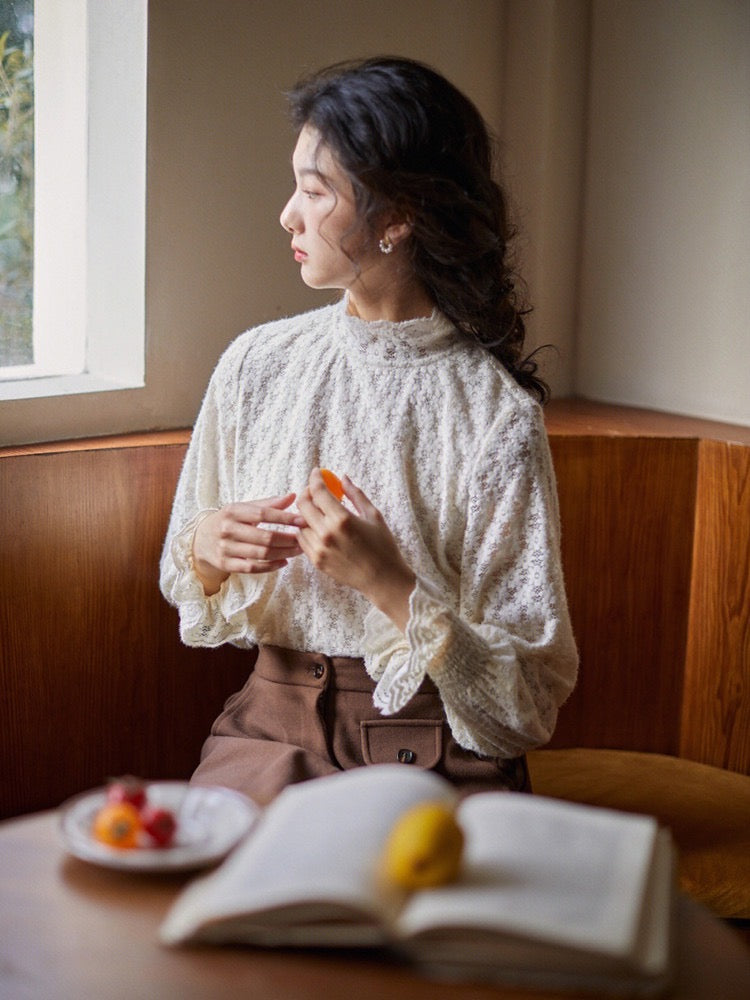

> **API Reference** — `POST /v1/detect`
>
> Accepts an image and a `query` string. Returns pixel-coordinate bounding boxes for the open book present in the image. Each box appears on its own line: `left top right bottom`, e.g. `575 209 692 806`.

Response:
160 765 674 996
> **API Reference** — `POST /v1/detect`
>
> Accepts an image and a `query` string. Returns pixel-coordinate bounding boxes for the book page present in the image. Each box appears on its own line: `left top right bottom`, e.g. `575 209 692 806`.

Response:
160 765 454 945
397 793 660 961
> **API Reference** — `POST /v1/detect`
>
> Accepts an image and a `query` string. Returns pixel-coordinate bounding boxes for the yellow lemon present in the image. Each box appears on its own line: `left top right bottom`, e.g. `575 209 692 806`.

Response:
380 800 464 890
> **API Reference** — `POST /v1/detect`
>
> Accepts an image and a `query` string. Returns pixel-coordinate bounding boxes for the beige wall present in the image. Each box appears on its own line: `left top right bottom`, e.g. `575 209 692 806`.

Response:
576 0 749 424
144 0 509 429
0 0 509 444
499 0 589 396
505 0 749 425
144 0 591 421
2 0 748 445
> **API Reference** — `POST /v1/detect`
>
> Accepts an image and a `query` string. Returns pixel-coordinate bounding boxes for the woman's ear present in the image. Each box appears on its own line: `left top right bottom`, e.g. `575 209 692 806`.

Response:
382 219 413 248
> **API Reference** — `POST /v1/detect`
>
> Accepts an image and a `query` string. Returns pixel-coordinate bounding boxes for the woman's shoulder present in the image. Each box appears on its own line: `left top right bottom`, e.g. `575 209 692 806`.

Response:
451 337 544 428
214 301 339 374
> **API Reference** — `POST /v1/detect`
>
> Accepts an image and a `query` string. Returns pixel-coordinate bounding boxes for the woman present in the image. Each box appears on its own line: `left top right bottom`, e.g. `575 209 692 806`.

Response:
160 57 578 804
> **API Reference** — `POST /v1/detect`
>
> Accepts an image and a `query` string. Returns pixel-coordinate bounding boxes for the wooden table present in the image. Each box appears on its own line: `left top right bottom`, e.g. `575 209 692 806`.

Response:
1 810 749 1000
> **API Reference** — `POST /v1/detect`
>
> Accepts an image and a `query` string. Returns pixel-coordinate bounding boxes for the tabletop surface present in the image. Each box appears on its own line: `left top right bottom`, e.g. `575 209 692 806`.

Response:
1 809 749 1000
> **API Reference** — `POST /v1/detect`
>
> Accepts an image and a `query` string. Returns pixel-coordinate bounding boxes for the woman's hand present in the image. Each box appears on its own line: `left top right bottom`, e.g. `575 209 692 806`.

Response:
296 470 416 631
191 494 306 595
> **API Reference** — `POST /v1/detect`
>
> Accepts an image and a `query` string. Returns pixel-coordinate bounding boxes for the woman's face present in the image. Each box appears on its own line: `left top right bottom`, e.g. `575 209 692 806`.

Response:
279 125 380 292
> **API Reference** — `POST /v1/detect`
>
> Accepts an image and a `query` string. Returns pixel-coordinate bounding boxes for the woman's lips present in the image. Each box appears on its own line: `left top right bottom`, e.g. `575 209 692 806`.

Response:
292 245 307 262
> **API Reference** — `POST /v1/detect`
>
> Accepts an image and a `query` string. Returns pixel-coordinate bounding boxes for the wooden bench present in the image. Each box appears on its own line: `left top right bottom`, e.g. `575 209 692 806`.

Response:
1 401 748 917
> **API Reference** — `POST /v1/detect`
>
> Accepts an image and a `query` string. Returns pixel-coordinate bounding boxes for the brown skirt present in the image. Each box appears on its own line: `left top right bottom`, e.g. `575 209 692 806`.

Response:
191 644 531 805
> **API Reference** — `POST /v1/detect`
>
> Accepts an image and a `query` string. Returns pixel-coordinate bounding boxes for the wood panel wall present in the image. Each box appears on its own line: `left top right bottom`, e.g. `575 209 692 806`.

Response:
544 403 749 773
0 435 249 819
1 403 747 818
547 435 697 756
680 440 750 769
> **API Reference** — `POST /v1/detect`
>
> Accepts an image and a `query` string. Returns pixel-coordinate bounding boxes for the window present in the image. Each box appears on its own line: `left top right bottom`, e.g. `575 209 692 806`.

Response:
0 0 147 400
0 0 33 369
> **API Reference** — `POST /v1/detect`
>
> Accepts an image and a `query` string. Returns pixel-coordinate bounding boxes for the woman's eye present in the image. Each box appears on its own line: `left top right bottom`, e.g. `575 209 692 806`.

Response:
303 189 321 200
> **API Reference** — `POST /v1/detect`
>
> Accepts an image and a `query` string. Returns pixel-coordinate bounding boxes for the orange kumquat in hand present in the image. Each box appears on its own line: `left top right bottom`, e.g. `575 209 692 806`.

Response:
320 468 345 501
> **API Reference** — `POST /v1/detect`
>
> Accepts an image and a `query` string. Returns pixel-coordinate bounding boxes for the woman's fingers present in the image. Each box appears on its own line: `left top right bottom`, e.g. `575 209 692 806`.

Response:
297 470 389 583
340 474 378 520
225 554 293 575
236 528 302 561
193 493 306 583
300 468 378 526
305 471 347 517
226 494 307 530
217 521 303 566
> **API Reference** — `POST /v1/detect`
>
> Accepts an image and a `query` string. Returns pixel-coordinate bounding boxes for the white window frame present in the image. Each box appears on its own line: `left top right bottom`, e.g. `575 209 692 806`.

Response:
0 0 147 400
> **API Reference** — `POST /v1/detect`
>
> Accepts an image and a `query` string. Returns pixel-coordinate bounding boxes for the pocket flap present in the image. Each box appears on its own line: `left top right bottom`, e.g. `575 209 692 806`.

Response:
360 719 443 769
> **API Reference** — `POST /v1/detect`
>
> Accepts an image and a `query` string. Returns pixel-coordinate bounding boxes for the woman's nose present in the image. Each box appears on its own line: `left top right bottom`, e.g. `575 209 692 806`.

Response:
279 196 299 234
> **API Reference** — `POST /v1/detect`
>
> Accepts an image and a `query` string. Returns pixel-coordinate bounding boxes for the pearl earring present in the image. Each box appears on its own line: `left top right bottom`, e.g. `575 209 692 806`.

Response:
378 236 394 255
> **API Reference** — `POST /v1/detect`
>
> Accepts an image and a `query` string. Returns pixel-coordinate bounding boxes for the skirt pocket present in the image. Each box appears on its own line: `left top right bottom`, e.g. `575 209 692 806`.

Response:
360 719 443 769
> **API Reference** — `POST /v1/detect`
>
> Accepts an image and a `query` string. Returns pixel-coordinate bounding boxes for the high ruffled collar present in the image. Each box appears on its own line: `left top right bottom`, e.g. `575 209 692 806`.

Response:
336 295 459 364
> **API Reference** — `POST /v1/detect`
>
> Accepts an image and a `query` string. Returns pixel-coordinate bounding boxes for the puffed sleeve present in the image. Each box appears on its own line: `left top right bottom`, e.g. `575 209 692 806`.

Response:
363 401 578 758
159 333 264 648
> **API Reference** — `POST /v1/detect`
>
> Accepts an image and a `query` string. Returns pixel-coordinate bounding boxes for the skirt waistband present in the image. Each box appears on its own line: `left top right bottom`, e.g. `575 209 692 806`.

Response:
255 643 440 696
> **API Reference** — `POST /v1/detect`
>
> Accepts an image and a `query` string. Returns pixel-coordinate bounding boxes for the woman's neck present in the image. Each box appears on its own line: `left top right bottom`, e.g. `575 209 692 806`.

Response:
346 277 435 323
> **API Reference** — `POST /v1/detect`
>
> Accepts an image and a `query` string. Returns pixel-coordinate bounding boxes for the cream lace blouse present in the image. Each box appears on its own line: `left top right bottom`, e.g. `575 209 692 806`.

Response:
160 299 578 758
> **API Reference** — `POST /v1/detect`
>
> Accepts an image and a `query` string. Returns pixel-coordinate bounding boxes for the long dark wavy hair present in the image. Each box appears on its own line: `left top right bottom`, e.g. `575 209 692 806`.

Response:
287 56 548 403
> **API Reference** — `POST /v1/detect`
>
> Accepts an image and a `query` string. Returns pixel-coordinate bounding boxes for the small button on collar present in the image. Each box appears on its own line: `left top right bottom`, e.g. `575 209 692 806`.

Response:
397 748 415 764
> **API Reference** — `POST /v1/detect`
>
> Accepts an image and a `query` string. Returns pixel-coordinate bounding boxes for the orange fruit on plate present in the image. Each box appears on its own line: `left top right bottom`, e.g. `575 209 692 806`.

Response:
92 801 142 849
320 468 345 501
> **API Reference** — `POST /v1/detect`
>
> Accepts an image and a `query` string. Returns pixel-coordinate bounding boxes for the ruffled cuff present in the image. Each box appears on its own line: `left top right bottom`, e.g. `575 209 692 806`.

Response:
364 575 453 715
165 510 264 647
166 510 217 595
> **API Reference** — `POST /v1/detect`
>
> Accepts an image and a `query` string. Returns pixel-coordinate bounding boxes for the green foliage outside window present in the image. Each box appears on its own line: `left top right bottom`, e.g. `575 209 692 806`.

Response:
0 0 33 367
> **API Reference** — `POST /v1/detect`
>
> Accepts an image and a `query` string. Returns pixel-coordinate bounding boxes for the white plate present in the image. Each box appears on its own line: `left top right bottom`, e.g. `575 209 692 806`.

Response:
59 782 258 872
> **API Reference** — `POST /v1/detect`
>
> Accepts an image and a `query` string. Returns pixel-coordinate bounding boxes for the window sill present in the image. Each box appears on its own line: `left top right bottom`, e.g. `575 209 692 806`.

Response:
0 372 145 402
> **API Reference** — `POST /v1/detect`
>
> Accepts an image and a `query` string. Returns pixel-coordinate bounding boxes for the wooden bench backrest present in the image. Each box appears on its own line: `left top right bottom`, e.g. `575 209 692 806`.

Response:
1 406 747 817
0 434 250 818
547 431 748 772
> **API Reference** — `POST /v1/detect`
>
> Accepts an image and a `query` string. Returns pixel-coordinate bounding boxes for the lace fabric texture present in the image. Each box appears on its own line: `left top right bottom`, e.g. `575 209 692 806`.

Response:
160 299 578 757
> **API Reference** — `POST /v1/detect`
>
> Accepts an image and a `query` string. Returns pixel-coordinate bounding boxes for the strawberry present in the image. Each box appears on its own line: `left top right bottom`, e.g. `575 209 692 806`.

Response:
140 805 177 848
106 776 147 811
